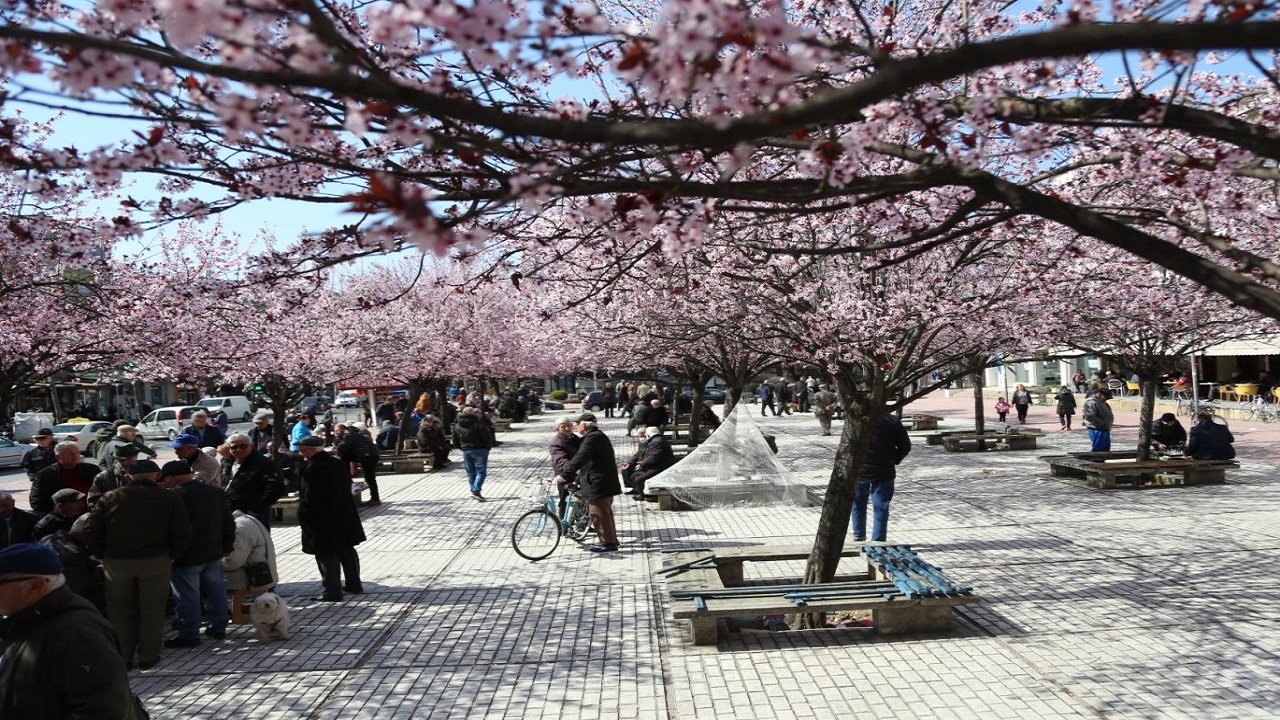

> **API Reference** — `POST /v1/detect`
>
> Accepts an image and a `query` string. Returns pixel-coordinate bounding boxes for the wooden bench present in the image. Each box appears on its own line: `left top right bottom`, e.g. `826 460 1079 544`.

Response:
271 482 366 524
663 544 978 645
902 414 943 431
379 452 447 474
1041 455 1240 488
942 433 1038 452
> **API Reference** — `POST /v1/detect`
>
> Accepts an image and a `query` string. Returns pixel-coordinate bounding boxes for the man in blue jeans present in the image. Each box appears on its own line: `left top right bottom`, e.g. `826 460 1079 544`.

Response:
452 406 496 501
1082 388 1115 453
851 414 912 543
162 460 235 647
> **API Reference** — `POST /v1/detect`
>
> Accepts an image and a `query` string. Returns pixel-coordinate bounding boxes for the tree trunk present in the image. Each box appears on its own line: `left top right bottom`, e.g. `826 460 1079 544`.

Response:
1136 377 1158 460
972 373 986 434
798 365 881 629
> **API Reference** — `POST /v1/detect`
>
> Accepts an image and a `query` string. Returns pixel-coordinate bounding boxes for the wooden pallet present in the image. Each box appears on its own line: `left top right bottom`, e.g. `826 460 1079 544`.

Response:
662 543 978 645
942 433 1038 452
1042 456 1238 488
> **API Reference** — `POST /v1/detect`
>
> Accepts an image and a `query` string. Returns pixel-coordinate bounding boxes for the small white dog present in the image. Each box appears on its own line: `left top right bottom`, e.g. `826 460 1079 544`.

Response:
249 592 291 641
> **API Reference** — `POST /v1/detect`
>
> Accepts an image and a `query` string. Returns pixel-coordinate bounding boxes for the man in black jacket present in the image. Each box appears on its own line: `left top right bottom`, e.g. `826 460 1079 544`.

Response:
851 415 912 543
20 428 57 483
627 427 676 499
297 437 365 601
30 442 99 515
31 489 85 541
0 543 141 719
452 407 496 501
562 413 622 552
1 492 39 548
337 423 381 505
162 460 236 648
221 433 285 530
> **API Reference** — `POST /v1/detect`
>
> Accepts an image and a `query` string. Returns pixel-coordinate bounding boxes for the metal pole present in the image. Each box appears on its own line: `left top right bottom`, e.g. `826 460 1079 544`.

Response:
1190 353 1201 414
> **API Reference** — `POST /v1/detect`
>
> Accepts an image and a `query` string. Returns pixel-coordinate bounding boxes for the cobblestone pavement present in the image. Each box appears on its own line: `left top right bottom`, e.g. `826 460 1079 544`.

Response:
114 394 1278 719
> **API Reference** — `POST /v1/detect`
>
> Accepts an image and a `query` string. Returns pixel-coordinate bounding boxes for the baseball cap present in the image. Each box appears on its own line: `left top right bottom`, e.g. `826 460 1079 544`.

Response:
168 435 198 448
33 428 54 438
0 543 62 575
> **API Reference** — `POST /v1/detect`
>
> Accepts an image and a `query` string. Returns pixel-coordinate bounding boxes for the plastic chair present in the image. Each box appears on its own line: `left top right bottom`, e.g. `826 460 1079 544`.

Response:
1106 378 1127 396
1125 381 1141 395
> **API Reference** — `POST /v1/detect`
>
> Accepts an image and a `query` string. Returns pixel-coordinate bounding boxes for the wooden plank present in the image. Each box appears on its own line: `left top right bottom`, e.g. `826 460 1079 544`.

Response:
670 592 978 619
713 544 862 563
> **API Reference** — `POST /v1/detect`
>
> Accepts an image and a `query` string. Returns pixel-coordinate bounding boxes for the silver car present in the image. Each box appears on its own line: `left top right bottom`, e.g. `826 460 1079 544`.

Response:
51 420 116 455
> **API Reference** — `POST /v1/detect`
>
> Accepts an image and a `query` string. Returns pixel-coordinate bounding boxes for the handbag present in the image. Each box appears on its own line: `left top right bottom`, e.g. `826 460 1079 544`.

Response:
245 561 274 588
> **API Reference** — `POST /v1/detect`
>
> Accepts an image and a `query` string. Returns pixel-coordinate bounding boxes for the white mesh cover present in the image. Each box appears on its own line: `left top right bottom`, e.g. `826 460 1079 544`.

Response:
646 403 808 509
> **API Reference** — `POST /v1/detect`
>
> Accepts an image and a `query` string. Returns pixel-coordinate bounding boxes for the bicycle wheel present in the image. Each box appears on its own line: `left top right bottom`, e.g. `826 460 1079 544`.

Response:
512 509 562 561
564 503 594 542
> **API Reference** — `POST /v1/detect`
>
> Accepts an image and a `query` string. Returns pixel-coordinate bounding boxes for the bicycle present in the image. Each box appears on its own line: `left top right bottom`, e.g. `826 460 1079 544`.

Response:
1242 398 1277 423
511 477 593 561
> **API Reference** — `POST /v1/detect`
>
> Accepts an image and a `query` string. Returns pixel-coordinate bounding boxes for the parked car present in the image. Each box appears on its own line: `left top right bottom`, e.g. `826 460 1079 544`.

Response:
197 395 255 422
292 395 333 414
680 389 728 404
135 405 204 441
581 390 606 411
541 399 565 411
51 420 115 455
0 436 29 467
335 391 362 408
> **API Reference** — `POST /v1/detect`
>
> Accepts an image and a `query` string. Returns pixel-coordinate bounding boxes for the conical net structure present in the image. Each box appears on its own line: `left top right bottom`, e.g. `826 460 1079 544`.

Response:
646 403 809 509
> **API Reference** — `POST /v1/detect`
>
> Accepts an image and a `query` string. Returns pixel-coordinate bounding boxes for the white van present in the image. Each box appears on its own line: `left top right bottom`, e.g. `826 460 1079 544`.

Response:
136 405 204 440
197 395 255 422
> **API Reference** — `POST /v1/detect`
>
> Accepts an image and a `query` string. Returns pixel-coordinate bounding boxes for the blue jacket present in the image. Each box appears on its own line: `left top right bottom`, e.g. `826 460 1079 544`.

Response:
1187 420 1235 461
861 416 911 481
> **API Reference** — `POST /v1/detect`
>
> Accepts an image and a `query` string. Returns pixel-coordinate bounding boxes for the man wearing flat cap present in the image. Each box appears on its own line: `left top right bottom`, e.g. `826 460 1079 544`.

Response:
83 459 192 670
296 436 365 601
31 488 86 541
87 442 142 507
560 412 622 552
0 543 142 719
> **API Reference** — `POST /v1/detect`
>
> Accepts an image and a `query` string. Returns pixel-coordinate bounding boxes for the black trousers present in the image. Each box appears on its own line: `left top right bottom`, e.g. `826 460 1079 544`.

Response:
360 456 380 501
316 546 361 597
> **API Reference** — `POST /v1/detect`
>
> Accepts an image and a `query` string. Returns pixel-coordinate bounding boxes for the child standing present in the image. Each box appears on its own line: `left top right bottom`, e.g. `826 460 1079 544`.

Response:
994 397 1011 422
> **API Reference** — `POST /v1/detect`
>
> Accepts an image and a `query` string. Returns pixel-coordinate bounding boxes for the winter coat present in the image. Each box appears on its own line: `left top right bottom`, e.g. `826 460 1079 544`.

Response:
1150 420 1187 448
0 586 141 720
860 416 912 481
1187 420 1235 461
633 434 676 483
223 510 278 592
20 445 57 480
337 428 378 462
184 423 226 449
1055 390 1077 416
172 481 236 567
563 427 622 502
549 431 581 480
1082 397 1114 431
38 531 106 611
30 462 100 514
221 451 285 520
83 479 192 560
187 448 224 487
452 414 495 451
298 451 366 554
1 507 38 547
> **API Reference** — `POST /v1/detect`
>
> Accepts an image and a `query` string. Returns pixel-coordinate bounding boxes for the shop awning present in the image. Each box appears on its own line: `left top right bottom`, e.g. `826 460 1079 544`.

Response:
1201 336 1280 356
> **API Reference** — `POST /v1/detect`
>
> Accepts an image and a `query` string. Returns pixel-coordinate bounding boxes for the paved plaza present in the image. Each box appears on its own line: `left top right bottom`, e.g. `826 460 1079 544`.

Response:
21 393 1278 719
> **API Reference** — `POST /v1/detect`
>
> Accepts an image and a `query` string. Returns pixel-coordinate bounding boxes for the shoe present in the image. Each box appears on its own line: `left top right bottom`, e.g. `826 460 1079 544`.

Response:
137 658 161 670
852 537 866 542
312 595 343 602
364 499 382 507
205 628 226 639
471 492 486 502
587 544 613 553
343 585 364 594
164 636 201 649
